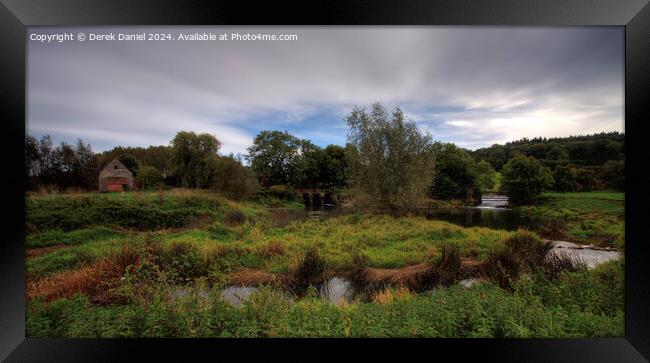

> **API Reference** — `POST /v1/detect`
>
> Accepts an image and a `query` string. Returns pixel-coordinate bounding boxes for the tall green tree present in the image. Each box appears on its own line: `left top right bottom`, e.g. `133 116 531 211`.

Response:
346 103 434 209
429 143 480 200
171 131 221 188
320 144 349 188
501 154 554 205
25 135 98 190
476 160 497 193
246 130 308 187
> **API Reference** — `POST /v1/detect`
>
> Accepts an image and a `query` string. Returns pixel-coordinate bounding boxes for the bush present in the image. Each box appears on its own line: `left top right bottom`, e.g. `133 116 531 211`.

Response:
137 166 164 190
501 154 553 205
543 251 587 280
575 168 598 192
481 230 551 290
290 247 326 295
504 230 551 269
158 242 203 281
433 244 463 286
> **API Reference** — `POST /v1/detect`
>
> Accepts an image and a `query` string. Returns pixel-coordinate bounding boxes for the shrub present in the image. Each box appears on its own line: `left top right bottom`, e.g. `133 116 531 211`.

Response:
537 219 567 240
481 230 551 290
349 248 369 269
481 250 521 290
433 244 463 287
543 251 587 280
290 247 326 295
158 242 203 281
137 166 164 190
504 229 552 269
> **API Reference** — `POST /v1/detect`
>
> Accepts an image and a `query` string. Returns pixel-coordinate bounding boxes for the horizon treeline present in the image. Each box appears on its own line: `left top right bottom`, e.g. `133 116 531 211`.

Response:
472 131 624 191
25 111 624 201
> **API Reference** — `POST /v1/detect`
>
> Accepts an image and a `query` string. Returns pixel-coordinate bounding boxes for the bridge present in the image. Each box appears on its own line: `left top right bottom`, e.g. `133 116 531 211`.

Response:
294 188 339 207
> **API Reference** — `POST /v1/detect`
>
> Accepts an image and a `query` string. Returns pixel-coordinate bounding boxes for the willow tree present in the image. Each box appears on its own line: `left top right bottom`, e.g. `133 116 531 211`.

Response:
345 103 434 209
171 131 221 188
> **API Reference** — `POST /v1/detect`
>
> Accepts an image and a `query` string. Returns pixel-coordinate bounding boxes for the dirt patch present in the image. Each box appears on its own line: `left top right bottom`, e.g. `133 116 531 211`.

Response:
228 268 287 286
26 245 66 259
348 263 435 289
349 259 483 290
26 251 137 303
26 262 105 302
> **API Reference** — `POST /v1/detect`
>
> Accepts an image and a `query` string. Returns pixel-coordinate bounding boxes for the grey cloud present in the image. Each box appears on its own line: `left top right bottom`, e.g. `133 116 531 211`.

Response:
27 26 623 153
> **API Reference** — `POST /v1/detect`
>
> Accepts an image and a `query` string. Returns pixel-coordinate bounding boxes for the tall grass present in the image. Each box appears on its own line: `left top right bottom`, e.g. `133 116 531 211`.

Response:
26 259 624 338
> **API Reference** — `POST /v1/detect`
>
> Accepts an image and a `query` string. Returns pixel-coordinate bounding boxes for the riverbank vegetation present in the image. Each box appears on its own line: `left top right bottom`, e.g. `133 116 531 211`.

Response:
516 191 624 248
25 189 623 337
27 259 623 337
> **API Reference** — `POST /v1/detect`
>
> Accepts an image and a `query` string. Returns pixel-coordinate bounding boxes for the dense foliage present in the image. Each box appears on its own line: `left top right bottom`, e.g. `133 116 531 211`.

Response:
26 106 623 204
171 131 222 188
346 103 434 209
25 135 98 191
500 154 554 206
473 132 624 192
430 143 480 200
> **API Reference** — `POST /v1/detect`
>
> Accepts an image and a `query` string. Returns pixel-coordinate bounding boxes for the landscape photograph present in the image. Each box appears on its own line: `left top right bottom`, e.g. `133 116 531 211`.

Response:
25 26 624 338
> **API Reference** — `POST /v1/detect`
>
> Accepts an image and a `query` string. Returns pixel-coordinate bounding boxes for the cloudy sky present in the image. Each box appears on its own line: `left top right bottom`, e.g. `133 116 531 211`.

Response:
27 26 624 155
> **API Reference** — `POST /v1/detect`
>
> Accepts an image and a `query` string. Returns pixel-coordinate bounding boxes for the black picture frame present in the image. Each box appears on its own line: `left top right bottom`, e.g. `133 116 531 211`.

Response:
1 0 649 361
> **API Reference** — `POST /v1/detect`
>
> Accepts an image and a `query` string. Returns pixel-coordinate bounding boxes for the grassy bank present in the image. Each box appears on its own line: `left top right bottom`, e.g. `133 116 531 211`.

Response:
515 191 624 248
25 189 624 338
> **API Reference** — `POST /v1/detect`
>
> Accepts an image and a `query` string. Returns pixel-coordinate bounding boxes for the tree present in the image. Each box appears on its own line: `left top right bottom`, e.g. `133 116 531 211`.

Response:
246 130 307 187
211 154 259 199
547 146 569 162
346 102 434 209
601 159 624 190
429 143 480 200
552 165 576 192
171 131 221 188
501 154 553 205
298 143 349 189
475 160 497 194
100 145 173 177
117 154 140 176
25 135 98 191
575 167 598 192
137 165 164 189
320 144 349 188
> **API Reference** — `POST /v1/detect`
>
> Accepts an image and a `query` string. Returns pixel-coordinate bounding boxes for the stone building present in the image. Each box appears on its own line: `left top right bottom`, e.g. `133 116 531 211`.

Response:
98 159 134 192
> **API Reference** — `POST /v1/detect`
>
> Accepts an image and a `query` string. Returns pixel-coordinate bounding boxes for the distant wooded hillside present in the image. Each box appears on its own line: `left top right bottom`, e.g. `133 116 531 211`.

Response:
472 132 624 171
